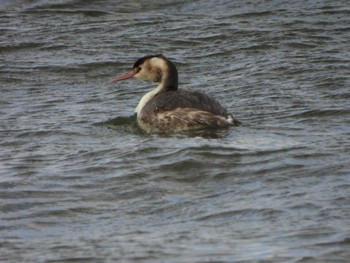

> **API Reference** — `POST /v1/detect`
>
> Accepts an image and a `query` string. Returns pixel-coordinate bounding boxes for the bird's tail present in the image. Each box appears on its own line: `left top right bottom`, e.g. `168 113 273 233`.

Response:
227 114 241 126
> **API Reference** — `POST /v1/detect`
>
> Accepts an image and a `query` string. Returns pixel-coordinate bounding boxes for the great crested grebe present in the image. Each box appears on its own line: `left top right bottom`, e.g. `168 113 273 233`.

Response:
109 54 240 132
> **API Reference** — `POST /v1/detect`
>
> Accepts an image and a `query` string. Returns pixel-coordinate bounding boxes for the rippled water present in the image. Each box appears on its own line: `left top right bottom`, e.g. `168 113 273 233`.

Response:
1 0 350 262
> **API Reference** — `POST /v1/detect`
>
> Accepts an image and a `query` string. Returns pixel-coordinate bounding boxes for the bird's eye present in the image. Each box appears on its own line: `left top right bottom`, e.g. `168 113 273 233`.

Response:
137 67 142 72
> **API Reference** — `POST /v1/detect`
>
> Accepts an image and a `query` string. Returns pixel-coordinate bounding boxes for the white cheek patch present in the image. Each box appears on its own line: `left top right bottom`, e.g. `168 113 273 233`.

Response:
150 57 167 69
135 69 148 80
134 58 166 82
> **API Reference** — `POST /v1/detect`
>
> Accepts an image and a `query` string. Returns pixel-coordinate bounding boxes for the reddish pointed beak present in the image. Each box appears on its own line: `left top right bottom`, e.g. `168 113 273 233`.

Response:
109 70 136 84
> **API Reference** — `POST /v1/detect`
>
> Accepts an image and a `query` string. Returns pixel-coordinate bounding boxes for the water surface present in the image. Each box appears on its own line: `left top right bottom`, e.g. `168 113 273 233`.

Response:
1 0 350 262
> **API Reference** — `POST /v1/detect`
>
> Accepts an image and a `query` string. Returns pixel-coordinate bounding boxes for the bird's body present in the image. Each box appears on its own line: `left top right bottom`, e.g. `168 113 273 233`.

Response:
109 54 240 132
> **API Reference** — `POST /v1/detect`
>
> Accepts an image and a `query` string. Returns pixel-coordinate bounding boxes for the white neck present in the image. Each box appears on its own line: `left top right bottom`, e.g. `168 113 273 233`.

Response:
134 83 164 114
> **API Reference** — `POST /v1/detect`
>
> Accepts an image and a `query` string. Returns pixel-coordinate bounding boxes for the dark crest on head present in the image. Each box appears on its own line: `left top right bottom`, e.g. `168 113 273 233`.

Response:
133 54 166 69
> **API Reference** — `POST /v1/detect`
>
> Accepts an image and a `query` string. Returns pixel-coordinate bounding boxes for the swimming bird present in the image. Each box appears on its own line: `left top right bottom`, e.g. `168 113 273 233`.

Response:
109 54 240 132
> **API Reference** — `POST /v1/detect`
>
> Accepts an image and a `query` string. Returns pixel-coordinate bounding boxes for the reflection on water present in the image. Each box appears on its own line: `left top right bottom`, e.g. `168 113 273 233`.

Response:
1 0 350 262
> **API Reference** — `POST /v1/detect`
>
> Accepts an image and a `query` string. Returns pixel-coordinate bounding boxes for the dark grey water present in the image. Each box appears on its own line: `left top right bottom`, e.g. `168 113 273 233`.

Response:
1 0 350 262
